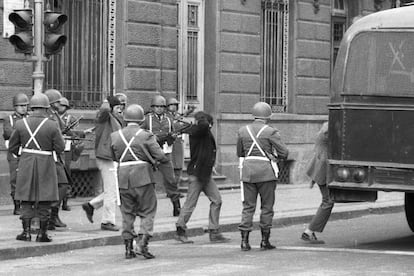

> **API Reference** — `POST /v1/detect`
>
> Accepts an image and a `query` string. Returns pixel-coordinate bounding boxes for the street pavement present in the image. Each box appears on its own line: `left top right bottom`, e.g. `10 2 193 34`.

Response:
0 183 405 261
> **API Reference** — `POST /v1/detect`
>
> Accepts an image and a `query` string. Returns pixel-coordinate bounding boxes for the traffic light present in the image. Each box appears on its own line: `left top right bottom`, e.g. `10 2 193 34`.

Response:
8 9 33 54
44 11 67 56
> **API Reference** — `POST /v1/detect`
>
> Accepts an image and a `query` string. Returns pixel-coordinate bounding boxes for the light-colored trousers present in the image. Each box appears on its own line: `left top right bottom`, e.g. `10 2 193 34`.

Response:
90 158 118 225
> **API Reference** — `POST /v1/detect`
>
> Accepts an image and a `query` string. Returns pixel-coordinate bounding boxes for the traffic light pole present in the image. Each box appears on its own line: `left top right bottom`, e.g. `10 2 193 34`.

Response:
32 0 44 95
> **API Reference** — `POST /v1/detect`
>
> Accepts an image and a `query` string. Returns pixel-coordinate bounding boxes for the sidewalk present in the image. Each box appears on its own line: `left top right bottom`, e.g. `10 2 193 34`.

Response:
0 184 404 261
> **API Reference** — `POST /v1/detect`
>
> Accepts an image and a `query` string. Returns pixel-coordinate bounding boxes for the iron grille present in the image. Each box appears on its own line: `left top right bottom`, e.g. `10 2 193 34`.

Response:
186 4 199 101
261 0 289 113
277 160 291 184
44 0 109 109
71 169 99 197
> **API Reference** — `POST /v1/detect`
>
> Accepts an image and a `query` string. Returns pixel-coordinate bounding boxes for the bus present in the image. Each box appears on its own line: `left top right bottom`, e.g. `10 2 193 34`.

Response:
328 5 414 230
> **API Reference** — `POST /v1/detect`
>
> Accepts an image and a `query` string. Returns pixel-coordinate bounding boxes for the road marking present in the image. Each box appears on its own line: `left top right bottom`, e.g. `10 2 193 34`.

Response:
152 243 414 256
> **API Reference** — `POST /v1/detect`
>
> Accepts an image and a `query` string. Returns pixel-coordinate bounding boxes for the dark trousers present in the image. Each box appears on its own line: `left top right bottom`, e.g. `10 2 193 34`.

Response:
158 155 180 201
120 184 157 240
50 183 69 208
239 180 277 231
20 201 52 222
308 184 334 232
176 175 222 230
8 157 18 198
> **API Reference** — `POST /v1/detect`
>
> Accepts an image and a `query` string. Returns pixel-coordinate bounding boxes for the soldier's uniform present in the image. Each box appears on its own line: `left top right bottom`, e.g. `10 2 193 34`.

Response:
111 104 168 259
237 102 288 251
9 93 65 242
142 95 181 216
167 111 185 183
3 111 27 213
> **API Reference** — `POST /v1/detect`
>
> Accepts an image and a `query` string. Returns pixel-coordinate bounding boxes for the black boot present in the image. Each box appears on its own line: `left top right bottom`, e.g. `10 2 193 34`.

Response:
240 230 251 251
62 197 71 211
124 239 136 259
137 234 155 259
16 218 32 241
172 199 181 217
260 228 276 250
13 200 21 215
49 207 66 230
36 221 52 242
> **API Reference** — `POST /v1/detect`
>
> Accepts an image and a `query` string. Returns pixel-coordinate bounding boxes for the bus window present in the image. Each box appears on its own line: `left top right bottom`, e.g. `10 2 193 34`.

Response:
343 31 414 97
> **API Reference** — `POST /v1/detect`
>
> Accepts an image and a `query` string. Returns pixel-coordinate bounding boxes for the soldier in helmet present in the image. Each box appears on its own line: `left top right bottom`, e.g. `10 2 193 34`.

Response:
43 89 70 230
9 93 65 243
111 104 169 259
81 95 126 231
237 102 288 251
3 93 29 215
166 98 185 185
142 95 181 217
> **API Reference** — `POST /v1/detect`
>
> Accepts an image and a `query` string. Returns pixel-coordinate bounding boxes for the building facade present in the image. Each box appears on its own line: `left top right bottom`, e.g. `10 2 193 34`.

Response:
0 0 403 203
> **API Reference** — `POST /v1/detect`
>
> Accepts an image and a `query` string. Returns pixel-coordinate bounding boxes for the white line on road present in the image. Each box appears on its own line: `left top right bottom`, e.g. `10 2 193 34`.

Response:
152 243 414 256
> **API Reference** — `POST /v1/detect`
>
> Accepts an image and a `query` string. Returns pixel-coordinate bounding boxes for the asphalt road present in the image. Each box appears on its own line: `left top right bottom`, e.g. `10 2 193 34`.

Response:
2 211 414 276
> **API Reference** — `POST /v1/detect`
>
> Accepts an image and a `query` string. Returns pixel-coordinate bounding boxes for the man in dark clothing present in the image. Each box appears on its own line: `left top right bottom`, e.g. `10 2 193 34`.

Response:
175 111 230 243
9 93 65 243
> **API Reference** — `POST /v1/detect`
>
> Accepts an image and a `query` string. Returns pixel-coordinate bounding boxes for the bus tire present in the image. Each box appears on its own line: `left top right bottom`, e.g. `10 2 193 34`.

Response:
404 193 414 232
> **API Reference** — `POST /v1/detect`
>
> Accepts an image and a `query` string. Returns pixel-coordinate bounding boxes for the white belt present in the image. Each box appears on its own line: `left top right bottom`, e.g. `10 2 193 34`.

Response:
21 148 53 155
119 160 148 167
245 156 269 161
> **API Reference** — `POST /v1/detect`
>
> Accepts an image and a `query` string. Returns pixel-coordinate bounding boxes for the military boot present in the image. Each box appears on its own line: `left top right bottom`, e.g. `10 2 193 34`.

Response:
13 200 21 215
36 221 52 242
48 207 66 230
137 234 155 259
124 239 136 259
16 218 32 242
172 199 181 217
240 230 251 251
260 228 276 250
62 197 71 211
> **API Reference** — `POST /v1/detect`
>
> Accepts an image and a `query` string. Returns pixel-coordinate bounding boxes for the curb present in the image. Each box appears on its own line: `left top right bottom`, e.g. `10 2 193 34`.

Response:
0 204 404 261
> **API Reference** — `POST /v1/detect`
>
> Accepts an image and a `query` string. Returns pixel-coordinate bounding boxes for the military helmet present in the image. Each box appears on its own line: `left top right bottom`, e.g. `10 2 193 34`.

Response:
44 89 62 104
59 97 71 108
151 95 166 107
114 93 127 105
13 93 29 106
252 102 272 119
124 104 145 122
30 93 50 109
166 97 179 106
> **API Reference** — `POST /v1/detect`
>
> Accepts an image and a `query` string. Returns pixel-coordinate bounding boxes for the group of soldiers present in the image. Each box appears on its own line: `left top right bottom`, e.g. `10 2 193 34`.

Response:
5 90 294 258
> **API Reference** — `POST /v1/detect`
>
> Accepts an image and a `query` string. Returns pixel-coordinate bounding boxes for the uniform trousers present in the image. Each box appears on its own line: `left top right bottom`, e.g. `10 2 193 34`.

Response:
89 158 118 224
176 175 222 230
308 184 334 232
158 154 180 201
120 184 157 240
20 201 52 222
8 156 18 198
239 180 277 231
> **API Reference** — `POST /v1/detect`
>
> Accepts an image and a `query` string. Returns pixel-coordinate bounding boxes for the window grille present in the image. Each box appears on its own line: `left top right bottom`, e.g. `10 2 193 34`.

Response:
186 4 199 101
44 0 110 109
261 0 289 113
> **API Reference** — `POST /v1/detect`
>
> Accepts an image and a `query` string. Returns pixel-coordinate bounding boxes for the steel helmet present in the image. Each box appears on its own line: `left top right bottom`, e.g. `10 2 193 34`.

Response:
13 93 29 106
252 102 272 119
59 97 71 108
151 95 166 107
44 89 62 104
114 93 127 105
166 97 179 106
30 93 50 109
124 104 145 122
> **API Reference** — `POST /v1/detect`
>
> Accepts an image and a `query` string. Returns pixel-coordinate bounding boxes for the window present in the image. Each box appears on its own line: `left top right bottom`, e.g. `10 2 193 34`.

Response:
261 0 289 113
177 0 205 111
331 0 347 72
44 0 111 109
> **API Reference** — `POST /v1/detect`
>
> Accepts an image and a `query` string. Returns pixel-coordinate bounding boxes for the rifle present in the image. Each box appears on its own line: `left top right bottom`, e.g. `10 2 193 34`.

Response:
157 120 192 146
62 135 94 142
62 116 83 135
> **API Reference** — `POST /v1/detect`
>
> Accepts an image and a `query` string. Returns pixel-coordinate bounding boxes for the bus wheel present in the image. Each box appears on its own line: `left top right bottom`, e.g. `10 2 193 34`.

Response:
404 193 414 232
